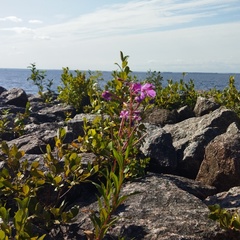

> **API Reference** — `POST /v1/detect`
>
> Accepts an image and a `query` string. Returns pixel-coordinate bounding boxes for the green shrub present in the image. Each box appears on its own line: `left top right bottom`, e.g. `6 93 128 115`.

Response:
154 78 198 110
0 128 98 239
27 63 54 103
202 76 240 115
57 68 101 113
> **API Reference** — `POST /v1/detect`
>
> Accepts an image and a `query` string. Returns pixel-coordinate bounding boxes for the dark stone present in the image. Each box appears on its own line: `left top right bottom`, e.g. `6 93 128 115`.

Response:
143 108 178 126
141 124 177 174
0 86 7 94
2 88 28 108
196 123 240 192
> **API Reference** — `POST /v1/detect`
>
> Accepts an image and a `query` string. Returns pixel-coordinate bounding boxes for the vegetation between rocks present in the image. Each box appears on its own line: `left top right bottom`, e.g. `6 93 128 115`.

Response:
1 52 240 239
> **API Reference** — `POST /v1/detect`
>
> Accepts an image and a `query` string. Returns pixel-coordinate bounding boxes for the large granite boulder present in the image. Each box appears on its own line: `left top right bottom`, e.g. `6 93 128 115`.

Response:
196 123 240 192
50 173 237 240
163 107 240 179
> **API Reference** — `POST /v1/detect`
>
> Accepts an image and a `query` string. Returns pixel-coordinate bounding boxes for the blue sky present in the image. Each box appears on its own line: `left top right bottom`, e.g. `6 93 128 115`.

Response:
0 0 240 73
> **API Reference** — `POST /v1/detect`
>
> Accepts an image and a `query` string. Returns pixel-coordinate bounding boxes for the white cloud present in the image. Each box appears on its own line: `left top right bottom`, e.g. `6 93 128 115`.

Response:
33 0 240 41
28 19 43 24
33 35 51 40
0 27 34 34
0 16 22 22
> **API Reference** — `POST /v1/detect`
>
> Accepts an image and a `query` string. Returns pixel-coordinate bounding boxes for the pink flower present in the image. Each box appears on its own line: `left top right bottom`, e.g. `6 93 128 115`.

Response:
120 110 141 122
133 110 141 121
131 82 156 102
102 90 112 101
141 83 156 98
120 110 129 119
130 83 141 94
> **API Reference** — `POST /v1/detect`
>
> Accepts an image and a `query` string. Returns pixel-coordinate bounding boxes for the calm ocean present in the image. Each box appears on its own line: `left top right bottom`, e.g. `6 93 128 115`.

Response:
0 68 240 95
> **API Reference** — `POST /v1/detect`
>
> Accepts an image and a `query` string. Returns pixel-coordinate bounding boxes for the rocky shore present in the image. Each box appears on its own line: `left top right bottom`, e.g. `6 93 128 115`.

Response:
1 87 240 239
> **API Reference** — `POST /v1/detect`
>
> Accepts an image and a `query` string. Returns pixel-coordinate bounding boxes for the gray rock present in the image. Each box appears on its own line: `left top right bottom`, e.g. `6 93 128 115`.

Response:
0 86 7 95
38 103 76 121
196 123 240 192
177 105 195 122
144 108 178 126
1 88 28 108
141 125 177 174
205 186 240 210
194 96 220 117
67 113 101 139
161 174 217 200
7 129 57 154
63 173 230 240
163 107 240 179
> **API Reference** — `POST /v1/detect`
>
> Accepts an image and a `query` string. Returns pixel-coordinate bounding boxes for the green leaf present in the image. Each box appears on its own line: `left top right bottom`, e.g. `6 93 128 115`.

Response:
110 171 119 193
57 127 66 140
120 51 124 62
54 176 62 185
1 141 9 155
100 207 108 221
0 168 10 178
46 144 52 154
15 197 30 210
0 207 9 222
0 230 6 240
14 208 27 231
113 148 123 168
232 217 240 230
50 207 61 217
31 161 39 168
1 180 14 190
22 185 30 196
37 234 46 240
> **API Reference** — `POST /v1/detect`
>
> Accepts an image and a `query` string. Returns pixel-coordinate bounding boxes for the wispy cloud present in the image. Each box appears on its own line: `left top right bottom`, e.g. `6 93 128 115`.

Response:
0 16 22 22
0 27 34 34
33 35 51 40
28 19 43 24
33 0 240 40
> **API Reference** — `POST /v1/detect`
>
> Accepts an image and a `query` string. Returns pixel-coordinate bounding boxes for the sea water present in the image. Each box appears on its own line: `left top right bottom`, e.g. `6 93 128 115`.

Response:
0 68 240 94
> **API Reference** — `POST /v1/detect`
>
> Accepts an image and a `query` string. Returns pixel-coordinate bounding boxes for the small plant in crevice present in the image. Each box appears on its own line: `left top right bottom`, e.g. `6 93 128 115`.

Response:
0 102 31 141
0 109 10 140
13 101 31 137
208 204 240 232
27 63 54 103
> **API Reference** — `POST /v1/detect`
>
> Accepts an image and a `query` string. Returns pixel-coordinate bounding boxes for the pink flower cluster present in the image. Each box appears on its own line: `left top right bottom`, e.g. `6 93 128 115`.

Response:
120 110 141 121
101 83 156 103
130 83 156 103
101 82 156 122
